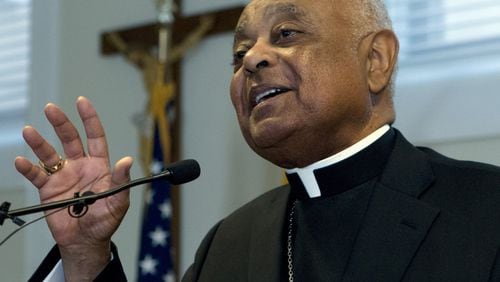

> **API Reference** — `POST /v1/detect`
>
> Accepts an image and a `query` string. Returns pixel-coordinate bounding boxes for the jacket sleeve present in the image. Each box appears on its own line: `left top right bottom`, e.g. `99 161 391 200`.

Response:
489 247 500 282
29 242 127 282
181 220 223 282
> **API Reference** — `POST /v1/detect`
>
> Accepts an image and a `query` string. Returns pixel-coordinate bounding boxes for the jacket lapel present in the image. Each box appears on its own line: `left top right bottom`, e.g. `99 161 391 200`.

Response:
343 131 440 281
343 184 440 281
248 186 290 281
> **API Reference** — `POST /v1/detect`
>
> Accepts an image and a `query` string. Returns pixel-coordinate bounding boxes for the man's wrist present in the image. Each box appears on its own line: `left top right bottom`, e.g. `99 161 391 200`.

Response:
59 242 112 282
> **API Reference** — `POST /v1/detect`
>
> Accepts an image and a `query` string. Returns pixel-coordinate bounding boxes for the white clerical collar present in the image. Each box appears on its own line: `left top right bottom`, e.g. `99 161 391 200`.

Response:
286 125 390 198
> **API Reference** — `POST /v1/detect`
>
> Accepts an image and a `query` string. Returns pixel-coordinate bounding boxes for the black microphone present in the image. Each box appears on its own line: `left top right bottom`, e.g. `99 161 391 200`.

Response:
0 159 200 226
163 159 201 185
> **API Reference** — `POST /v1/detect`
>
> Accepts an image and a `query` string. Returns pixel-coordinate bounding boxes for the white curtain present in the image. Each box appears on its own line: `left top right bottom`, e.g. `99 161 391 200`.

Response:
386 0 500 63
0 0 30 144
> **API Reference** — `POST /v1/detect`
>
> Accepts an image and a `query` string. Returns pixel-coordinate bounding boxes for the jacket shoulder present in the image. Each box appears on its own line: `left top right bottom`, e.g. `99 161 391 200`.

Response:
184 185 290 281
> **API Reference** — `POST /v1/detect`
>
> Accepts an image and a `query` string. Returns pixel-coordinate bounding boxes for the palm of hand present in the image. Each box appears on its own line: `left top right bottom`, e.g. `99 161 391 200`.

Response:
15 97 132 249
40 157 125 248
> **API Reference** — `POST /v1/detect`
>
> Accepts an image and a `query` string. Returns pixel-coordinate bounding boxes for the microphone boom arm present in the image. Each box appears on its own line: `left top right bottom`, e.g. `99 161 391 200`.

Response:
0 169 173 226
0 158 200 226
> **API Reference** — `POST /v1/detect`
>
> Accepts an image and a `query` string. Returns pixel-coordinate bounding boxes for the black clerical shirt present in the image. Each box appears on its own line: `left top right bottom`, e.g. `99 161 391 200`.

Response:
285 127 396 281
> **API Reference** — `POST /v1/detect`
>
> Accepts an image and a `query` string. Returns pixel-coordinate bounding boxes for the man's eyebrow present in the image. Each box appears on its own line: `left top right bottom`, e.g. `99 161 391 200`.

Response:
233 20 248 47
263 3 308 20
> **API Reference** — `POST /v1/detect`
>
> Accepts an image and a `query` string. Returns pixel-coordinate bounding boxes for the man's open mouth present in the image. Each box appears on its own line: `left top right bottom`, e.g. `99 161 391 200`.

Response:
251 87 290 108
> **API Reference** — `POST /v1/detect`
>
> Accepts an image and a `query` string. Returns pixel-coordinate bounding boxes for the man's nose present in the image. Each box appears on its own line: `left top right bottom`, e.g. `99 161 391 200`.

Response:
243 40 275 75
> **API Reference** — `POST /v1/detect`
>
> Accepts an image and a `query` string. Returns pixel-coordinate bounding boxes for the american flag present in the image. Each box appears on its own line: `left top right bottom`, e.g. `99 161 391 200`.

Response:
137 65 177 282
137 125 176 282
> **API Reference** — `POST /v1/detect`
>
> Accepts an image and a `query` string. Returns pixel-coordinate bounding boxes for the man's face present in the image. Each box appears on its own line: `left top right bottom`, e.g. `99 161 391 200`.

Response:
230 0 375 168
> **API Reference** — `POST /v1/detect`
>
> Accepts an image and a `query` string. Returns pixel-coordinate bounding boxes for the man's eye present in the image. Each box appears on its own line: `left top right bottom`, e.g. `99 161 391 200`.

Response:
280 29 296 38
232 50 247 66
274 28 300 44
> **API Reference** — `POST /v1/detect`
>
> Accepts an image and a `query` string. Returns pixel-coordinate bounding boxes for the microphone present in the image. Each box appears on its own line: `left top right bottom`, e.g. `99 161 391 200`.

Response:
163 159 201 185
0 159 200 226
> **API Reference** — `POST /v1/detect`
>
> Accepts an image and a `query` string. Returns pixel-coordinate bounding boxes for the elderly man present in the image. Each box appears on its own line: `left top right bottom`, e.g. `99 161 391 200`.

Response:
19 0 500 281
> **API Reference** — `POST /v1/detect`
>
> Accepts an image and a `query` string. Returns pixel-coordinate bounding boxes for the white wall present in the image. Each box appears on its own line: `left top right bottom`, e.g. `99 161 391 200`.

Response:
394 52 500 145
393 50 500 165
1 0 498 281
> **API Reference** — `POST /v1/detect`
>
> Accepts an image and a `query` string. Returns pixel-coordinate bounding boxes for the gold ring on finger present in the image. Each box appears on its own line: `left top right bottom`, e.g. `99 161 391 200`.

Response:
39 155 65 175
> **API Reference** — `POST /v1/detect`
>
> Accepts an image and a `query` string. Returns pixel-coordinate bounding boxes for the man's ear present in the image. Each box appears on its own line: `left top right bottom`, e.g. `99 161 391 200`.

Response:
366 30 399 94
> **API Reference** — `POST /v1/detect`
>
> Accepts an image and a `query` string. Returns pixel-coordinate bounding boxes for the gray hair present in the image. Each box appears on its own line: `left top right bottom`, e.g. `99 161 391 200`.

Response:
351 0 393 45
365 0 392 29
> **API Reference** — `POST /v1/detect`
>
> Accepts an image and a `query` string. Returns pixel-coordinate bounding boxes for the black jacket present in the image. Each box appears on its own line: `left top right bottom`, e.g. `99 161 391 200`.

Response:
31 130 500 281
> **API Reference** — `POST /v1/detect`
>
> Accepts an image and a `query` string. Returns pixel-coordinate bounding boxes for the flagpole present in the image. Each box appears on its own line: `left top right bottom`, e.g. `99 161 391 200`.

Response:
136 2 178 282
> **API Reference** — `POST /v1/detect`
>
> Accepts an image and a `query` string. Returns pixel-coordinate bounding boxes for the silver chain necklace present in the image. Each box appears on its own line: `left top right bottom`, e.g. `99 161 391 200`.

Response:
287 201 297 282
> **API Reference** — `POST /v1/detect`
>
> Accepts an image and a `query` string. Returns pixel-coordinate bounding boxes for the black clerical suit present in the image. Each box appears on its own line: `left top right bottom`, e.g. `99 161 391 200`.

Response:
31 129 500 281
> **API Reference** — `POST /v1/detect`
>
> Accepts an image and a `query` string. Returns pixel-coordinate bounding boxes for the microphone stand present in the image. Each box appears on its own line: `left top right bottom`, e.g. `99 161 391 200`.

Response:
0 170 173 226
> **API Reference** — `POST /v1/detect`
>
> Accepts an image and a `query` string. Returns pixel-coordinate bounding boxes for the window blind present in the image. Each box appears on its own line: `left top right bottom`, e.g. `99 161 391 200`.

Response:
386 0 500 63
0 0 30 117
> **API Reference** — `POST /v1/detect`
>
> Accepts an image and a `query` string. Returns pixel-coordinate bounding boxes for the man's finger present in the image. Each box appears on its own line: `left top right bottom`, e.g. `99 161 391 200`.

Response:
44 103 86 160
107 157 133 218
76 97 109 159
111 156 133 187
14 156 49 188
22 126 62 168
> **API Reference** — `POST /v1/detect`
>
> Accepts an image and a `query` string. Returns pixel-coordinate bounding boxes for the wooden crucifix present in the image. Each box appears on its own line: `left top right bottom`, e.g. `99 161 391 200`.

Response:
99 0 244 278
100 2 244 165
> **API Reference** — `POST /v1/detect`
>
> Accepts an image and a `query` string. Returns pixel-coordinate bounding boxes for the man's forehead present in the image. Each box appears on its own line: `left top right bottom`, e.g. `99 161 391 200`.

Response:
246 0 342 10
245 0 358 17
234 1 309 47
262 2 305 17
245 0 319 15
233 0 359 46
236 0 316 32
